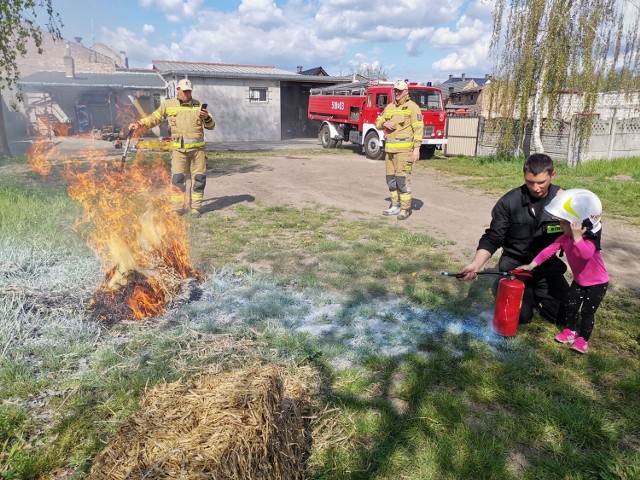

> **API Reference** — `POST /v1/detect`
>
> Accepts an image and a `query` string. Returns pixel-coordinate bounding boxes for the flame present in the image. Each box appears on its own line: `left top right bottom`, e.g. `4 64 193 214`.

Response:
28 139 202 321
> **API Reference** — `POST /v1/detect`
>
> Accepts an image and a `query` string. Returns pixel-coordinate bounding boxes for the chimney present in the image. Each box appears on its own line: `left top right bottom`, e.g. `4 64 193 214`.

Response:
449 74 453 79
297 66 303 73
461 73 466 81
74 37 83 45
119 50 129 68
485 73 489 79
64 42 75 78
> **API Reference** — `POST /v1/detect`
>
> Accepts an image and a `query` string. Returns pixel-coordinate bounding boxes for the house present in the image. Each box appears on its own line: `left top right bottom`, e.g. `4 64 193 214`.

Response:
441 73 492 100
298 66 329 76
6 36 163 141
7 29 354 143
445 85 489 116
18 68 166 138
152 60 352 141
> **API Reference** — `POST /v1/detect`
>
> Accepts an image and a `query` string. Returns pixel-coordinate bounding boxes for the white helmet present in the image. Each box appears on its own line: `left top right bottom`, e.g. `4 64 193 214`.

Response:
545 189 602 233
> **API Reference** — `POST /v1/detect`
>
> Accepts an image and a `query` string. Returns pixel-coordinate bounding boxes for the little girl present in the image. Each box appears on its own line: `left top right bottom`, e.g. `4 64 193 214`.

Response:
519 189 609 354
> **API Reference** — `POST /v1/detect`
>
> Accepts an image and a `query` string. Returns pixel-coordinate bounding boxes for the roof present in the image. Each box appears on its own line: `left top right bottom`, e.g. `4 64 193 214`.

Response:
441 76 491 97
300 67 328 76
449 85 484 96
443 76 491 86
19 70 166 89
153 60 350 84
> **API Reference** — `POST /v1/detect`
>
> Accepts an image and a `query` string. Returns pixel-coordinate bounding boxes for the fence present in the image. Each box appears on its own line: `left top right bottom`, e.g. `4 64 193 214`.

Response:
445 115 640 163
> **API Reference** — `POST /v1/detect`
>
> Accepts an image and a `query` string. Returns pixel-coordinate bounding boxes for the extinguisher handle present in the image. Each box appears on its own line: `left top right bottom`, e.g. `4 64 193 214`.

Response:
508 268 533 278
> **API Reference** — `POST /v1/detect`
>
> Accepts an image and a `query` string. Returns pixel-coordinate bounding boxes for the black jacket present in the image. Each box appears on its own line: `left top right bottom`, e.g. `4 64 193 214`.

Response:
478 184 567 273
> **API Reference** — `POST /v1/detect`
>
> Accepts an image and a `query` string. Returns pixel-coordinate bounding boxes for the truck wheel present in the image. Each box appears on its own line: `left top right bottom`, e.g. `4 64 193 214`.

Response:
364 131 385 160
320 125 337 148
420 145 436 159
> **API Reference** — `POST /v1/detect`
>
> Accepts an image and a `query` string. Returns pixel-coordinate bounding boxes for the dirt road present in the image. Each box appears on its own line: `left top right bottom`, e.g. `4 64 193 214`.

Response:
203 150 640 292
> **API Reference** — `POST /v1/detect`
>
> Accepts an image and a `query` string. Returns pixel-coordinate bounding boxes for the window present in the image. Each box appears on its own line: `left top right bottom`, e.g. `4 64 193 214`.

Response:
409 90 442 110
249 87 268 103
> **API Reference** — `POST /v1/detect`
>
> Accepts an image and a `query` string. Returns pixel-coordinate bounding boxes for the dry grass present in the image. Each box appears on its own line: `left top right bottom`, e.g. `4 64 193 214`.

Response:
88 365 316 479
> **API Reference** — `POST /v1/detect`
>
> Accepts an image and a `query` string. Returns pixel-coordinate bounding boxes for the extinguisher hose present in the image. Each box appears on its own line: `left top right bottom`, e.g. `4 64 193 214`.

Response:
439 268 533 279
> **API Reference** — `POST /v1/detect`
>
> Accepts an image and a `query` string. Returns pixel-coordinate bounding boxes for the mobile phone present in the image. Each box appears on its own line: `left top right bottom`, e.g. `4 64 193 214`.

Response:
201 103 208 110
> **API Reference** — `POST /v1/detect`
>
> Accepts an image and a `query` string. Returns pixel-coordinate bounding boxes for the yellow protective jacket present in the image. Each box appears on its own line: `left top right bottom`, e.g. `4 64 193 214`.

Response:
139 98 215 150
375 95 423 153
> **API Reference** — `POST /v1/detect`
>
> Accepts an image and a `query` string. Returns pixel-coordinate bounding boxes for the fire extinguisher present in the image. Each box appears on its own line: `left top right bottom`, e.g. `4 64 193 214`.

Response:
440 269 532 337
492 275 525 336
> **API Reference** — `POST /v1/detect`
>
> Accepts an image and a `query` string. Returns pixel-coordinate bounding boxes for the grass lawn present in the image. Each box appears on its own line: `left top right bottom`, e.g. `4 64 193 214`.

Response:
0 151 638 479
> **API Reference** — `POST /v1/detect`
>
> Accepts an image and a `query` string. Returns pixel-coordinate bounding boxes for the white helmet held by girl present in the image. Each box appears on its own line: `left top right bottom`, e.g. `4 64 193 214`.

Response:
545 188 602 233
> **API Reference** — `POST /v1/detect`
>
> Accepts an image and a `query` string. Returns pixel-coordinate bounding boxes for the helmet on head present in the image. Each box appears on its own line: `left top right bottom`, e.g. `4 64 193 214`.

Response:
544 188 602 233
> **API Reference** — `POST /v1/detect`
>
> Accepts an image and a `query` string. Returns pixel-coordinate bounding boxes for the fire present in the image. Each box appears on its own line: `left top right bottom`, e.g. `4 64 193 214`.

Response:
28 140 202 321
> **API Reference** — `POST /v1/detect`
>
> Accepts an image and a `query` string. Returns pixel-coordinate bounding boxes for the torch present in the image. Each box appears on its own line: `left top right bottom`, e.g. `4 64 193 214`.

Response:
119 127 135 172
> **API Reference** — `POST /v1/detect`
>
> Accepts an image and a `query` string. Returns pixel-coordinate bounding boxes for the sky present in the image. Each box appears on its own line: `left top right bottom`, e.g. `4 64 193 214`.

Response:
42 0 497 83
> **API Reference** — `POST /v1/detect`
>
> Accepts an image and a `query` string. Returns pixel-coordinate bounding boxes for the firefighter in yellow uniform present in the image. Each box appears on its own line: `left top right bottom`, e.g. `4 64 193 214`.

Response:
129 78 215 218
375 80 423 220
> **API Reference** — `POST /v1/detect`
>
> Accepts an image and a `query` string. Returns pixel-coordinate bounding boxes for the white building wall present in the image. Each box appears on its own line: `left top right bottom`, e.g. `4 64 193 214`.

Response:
545 92 640 121
166 77 282 142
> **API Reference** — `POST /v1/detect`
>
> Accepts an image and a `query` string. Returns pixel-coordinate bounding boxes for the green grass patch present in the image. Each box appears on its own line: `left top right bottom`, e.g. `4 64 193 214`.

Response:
1 152 639 479
423 155 640 225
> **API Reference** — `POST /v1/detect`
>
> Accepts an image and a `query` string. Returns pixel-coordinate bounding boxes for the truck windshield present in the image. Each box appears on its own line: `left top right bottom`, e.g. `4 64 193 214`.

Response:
409 90 442 110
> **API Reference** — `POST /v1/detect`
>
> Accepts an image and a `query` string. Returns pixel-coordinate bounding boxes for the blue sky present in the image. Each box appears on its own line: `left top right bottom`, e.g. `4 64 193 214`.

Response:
46 0 496 83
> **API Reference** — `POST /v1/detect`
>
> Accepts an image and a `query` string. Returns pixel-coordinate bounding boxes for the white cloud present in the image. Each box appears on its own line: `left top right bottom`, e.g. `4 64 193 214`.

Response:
238 0 285 28
108 0 494 79
431 36 492 74
138 0 205 22
429 16 490 49
314 0 464 41
100 26 181 65
406 28 435 56
465 0 496 22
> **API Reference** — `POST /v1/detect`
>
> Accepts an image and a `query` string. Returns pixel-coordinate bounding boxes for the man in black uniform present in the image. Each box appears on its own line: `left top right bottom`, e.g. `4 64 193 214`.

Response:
459 153 569 324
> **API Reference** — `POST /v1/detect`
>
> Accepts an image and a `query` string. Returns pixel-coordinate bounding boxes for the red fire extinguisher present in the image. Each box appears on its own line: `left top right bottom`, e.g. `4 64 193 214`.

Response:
492 275 525 336
440 269 532 337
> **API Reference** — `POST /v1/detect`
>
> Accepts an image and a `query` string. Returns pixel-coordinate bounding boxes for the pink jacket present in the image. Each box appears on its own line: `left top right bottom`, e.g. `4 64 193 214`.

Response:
533 235 609 287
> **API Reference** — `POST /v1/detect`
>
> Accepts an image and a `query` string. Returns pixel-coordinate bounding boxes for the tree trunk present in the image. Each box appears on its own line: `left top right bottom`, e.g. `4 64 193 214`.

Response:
0 92 12 158
531 58 547 154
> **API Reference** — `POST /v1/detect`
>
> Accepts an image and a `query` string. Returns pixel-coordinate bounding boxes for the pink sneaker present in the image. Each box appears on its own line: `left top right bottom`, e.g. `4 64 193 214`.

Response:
555 329 577 344
571 337 589 354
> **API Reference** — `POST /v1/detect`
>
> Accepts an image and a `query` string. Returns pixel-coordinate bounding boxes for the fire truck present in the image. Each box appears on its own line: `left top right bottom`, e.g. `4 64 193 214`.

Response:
308 80 447 160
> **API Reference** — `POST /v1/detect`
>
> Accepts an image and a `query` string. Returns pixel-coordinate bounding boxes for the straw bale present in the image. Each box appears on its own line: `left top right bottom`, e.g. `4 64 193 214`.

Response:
89 365 311 479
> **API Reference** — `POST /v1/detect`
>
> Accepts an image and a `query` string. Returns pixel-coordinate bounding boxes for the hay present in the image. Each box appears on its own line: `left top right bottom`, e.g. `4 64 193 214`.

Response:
89 365 311 479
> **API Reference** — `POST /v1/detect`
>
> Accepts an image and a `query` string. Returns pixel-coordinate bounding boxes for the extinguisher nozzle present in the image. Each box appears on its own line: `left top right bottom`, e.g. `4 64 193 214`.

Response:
440 271 465 278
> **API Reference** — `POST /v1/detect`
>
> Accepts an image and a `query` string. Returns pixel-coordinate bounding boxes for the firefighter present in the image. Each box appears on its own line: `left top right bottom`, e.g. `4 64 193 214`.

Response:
458 154 570 325
129 78 215 218
375 80 423 220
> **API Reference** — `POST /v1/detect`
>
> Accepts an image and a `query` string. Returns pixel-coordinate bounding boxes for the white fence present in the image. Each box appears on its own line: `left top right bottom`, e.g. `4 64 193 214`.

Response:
446 115 640 163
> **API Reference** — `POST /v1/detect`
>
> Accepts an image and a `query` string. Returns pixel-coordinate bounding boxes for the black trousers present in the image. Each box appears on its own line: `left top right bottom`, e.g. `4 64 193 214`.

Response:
564 281 608 341
495 256 570 324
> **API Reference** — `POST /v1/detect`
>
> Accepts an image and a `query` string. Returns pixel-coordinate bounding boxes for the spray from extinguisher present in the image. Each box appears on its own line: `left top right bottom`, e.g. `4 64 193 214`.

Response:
439 269 532 337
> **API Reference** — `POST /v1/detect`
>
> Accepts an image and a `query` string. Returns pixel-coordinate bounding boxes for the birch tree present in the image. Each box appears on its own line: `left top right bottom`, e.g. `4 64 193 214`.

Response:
0 0 62 158
489 0 640 159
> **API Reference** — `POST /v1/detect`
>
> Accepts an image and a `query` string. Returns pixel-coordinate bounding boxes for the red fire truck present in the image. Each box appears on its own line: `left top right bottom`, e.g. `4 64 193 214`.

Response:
308 80 447 160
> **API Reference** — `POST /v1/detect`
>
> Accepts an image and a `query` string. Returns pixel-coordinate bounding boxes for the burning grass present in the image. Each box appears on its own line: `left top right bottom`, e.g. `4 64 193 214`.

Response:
26 140 202 322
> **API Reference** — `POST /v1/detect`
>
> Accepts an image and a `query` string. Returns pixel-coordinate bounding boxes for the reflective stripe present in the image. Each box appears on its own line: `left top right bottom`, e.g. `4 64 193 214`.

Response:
386 137 413 151
172 141 206 149
172 136 205 149
386 143 413 152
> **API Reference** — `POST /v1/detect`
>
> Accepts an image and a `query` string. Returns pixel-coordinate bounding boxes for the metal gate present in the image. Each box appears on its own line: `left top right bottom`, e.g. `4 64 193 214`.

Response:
444 116 480 156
